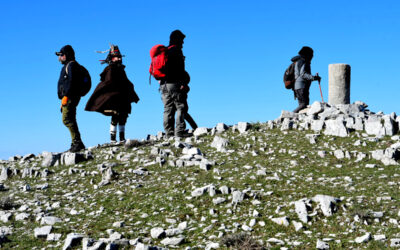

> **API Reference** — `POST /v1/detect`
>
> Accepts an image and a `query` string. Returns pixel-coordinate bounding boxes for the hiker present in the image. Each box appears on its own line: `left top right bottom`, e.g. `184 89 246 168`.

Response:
56 45 86 152
160 30 192 138
85 45 139 143
291 46 321 113
181 71 198 130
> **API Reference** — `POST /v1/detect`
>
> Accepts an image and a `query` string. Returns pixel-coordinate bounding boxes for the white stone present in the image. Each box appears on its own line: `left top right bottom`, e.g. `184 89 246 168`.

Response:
365 116 385 137
292 221 303 231
316 239 330 249
355 233 371 243
210 196 224 204
34 226 52 238
193 127 208 136
160 237 184 246
178 221 188 231
324 120 348 137
47 233 62 241
271 217 289 227
390 239 400 247
41 216 62 225
241 224 252 231
237 122 250 133
62 233 84 250
294 200 309 223
150 227 165 239
15 213 30 221
41 152 61 167
373 235 386 241
307 101 324 116
216 123 228 133
211 136 229 152
232 190 245 204
312 195 340 217
205 242 220 250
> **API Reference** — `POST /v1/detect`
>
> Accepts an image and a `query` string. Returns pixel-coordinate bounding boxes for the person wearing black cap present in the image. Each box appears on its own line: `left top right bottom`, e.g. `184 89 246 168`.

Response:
291 46 321 113
55 45 86 152
85 45 139 143
160 29 192 138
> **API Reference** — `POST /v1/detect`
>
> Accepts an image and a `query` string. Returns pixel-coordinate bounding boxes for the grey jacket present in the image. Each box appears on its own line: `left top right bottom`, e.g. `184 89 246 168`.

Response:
292 55 314 90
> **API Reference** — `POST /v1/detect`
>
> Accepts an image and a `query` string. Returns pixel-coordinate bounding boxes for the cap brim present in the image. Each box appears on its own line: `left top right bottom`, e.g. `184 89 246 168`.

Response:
55 52 62 56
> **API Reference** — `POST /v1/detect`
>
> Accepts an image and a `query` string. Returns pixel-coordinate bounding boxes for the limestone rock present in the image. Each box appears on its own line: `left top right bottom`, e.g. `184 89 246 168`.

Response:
160 236 184 246
324 120 348 137
193 127 208 136
62 233 84 250
211 136 229 152
307 101 324 116
355 233 371 243
34 226 52 238
150 227 165 239
41 152 61 167
237 122 251 133
312 195 341 217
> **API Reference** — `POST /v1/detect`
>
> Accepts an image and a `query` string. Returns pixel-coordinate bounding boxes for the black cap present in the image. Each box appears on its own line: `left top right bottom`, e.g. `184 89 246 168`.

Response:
55 45 75 59
298 46 314 60
170 30 186 40
169 30 185 46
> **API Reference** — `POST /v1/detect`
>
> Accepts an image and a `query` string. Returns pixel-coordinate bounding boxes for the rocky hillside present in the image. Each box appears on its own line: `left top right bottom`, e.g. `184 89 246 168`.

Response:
1 101 400 249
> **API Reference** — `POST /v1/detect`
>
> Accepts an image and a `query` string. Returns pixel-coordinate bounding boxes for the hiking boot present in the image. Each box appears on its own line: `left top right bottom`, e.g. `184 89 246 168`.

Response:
111 132 117 143
175 132 193 139
69 141 85 153
119 132 125 142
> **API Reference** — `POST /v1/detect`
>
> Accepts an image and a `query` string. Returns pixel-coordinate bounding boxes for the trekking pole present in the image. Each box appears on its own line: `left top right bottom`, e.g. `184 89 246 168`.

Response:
316 73 324 103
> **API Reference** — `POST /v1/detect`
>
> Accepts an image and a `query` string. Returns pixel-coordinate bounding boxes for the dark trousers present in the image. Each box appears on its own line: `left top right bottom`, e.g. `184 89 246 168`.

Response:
293 87 310 113
182 94 198 130
111 113 128 126
160 83 186 136
62 98 82 144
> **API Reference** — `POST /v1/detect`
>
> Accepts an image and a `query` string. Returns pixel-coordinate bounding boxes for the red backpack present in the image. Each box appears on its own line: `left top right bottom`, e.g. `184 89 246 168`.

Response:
149 44 174 84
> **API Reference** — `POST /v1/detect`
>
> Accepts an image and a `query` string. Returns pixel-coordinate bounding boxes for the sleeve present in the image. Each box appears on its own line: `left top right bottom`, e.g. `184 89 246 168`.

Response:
64 62 79 97
299 62 314 81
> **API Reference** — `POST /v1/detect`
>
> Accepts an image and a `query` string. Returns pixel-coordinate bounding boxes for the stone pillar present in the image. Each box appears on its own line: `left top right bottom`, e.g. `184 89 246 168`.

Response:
328 64 351 105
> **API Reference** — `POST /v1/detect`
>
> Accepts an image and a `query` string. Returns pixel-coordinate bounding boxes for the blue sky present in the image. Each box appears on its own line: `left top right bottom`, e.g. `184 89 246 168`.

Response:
1 0 399 159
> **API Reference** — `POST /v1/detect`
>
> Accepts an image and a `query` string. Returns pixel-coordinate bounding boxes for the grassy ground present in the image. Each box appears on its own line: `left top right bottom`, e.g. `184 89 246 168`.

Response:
1 124 400 249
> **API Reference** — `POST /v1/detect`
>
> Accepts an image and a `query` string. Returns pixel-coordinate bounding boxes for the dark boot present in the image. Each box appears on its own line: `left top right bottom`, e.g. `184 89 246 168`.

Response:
111 132 117 143
119 132 125 142
69 141 85 152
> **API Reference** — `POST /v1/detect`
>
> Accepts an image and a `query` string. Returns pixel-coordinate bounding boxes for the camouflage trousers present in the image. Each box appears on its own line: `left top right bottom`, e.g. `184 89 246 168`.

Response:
62 98 82 144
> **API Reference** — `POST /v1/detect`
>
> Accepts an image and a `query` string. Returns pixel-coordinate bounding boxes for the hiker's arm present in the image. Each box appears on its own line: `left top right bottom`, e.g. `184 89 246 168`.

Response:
62 62 75 98
299 63 314 81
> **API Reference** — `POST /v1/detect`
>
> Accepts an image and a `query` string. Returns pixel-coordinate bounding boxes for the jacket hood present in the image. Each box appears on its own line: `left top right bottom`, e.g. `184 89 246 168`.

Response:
291 55 302 62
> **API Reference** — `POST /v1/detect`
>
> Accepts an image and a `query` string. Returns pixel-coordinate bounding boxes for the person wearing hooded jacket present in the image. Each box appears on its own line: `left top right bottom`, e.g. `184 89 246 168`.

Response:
291 46 321 113
85 45 139 142
160 29 193 138
55 45 85 152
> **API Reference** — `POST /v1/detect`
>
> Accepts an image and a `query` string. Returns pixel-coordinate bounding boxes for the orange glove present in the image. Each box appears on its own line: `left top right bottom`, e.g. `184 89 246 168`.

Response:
61 96 69 106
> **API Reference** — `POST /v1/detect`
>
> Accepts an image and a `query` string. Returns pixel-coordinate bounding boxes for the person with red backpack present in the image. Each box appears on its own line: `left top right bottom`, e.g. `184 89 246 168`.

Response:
85 45 139 142
55 45 86 152
291 46 321 113
153 30 192 138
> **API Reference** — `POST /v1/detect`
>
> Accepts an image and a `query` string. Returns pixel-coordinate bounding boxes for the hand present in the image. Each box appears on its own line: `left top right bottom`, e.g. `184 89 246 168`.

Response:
61 96 69 106
314 75 321 82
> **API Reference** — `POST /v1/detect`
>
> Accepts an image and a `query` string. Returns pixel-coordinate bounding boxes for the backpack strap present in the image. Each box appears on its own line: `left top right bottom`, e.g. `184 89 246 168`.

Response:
65 61 75 75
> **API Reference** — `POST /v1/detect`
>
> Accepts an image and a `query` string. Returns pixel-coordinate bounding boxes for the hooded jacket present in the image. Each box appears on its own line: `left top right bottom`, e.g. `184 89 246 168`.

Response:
85 63 139 115
291 55 314 90
164 45 186 83
57 60 82 99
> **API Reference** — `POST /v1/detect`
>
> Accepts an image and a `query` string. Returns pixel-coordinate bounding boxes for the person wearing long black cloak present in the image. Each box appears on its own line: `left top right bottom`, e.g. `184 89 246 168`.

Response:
85 45 139 142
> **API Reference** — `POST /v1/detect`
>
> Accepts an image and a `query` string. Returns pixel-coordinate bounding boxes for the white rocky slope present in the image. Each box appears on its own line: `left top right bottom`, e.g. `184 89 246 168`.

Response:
1 101 400 249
